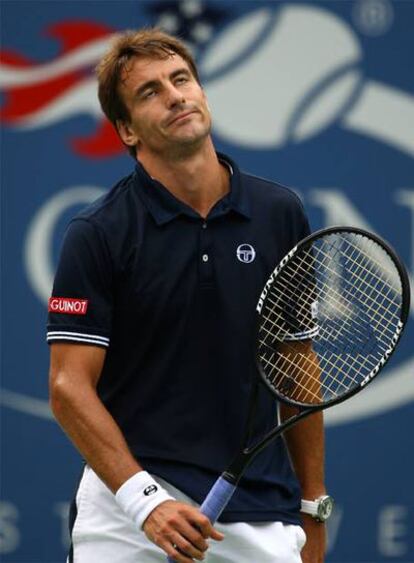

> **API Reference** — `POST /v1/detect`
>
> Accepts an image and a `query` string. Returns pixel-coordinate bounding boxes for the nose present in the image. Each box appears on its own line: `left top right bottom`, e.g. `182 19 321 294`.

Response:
165 83 185 109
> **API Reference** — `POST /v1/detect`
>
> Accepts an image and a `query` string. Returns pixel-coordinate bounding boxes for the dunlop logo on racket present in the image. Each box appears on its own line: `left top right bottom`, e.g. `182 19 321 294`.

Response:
256 245 298 314
361 321 404 387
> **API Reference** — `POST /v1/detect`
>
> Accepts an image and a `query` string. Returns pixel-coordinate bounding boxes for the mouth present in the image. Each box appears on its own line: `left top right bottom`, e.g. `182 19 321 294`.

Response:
168 110 198 126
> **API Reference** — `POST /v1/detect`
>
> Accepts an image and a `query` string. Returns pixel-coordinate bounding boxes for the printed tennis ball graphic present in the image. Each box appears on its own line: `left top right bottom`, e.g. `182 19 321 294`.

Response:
202 5 363 147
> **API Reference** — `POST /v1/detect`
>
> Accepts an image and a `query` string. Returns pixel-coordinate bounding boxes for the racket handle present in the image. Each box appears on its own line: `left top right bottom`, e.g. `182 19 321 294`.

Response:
199 475 237 523
166 476 236 562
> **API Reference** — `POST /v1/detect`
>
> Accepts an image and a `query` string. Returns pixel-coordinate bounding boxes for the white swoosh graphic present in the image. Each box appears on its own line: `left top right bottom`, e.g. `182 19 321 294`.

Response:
2 359 412 423
24 185 105 304
204 5 362 147
11 77 101 128
0 389 53 419
325 358 414 425
0 37 110 87
343 80 414 157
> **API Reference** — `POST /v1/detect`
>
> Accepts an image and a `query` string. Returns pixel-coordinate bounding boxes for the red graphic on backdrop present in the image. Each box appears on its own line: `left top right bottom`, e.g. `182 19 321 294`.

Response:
0 21 123 157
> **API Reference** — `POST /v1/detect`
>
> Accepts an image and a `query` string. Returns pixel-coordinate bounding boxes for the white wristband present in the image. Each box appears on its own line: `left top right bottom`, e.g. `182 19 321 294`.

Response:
115 471 175 529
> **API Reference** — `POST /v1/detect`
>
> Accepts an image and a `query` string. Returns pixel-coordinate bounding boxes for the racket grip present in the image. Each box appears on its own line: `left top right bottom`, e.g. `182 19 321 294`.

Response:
166 477 236 562
199 475 237 524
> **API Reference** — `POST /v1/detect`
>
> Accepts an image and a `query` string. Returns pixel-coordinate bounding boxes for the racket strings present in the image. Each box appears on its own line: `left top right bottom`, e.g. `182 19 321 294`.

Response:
260 352 325 403
260 304 375 396
259 327 374 404
335 235 401 289
262 344 351 404
260 304 382 378
262 301 391 371
311 240 401 335
311 235 399 308
263 264 394 359
265 243 401 345
259 323 380 381
314 242 401 346
315 238 402 331
301 242 399 327
258 232 403 405
265 284 381 354
268 248 398 392
261 282 384 393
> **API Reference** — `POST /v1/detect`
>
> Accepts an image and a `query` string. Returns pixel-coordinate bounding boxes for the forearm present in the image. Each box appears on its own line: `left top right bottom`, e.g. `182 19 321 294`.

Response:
280 398 327 562
280 404 326 497
51 377 141 493
50 368 224 562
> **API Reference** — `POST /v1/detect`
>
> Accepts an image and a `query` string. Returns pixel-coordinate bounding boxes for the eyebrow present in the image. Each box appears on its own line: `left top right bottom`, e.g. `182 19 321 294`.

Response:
134 67 192 98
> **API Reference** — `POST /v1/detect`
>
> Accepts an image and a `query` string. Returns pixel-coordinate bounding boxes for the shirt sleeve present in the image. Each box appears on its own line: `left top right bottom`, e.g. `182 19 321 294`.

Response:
280 199 318 342
279 249 319 342
47 218 113 348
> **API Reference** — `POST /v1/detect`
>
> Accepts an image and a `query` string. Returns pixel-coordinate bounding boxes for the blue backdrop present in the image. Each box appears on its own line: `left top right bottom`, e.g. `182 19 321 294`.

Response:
1 1 413 561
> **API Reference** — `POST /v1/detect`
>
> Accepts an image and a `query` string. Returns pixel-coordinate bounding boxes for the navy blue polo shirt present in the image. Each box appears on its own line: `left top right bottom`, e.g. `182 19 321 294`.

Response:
47 153 311 525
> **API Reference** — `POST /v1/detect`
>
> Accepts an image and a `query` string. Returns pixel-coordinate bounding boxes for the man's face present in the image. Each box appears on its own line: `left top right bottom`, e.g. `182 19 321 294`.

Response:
118 54 211 157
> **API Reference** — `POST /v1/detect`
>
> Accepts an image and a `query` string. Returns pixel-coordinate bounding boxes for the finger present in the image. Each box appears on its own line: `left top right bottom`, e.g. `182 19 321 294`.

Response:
175 520 209 552
191 513 225 541
209 527 225 541
164 538 197 563
170 531 205 561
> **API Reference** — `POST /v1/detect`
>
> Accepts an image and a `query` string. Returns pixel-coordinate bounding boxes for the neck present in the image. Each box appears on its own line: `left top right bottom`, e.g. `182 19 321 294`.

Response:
137 138 230 218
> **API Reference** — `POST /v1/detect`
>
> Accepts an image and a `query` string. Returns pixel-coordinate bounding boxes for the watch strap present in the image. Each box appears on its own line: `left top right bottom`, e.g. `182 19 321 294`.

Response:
301 498 320 516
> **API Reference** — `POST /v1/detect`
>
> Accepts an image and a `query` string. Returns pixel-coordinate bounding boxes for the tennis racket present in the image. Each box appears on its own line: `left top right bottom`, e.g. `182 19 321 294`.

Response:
167 226 410 562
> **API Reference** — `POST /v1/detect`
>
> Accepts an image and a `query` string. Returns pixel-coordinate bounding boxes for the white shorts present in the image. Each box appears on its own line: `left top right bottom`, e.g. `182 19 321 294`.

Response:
69 465 306 563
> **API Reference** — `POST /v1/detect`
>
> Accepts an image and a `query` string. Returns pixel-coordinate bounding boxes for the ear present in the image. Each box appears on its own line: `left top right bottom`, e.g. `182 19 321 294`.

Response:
116 120 139 147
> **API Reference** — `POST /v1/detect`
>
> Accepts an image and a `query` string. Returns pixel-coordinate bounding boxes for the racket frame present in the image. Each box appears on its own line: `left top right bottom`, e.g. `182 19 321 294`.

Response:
226 226 410 484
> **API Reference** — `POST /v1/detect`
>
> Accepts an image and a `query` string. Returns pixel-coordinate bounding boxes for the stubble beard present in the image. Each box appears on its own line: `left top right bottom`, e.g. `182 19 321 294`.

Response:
169 129 210 160
157 116 212 161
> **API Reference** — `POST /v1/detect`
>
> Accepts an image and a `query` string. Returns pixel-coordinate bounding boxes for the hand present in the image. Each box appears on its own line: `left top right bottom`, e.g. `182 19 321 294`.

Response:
300 514 326 563
143 500 224 562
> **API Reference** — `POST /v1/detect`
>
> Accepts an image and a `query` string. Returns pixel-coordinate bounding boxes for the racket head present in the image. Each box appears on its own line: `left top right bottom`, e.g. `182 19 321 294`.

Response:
255 226 410 410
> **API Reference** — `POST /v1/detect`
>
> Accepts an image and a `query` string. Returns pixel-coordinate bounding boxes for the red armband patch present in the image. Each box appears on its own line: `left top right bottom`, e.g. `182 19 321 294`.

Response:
48 297 88 315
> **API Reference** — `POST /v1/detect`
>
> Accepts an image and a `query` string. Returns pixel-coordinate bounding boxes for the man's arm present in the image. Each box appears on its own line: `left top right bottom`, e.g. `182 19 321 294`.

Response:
278 340 327 563
280 405 326 562
49 342 139 490
49 343 223 562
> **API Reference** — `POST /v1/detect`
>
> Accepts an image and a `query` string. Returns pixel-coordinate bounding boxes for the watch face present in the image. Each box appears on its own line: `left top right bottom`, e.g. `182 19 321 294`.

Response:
317 496 334 521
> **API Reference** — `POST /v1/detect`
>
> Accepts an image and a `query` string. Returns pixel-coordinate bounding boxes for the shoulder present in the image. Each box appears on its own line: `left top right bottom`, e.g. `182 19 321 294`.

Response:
61 170 146 264
239 170 311 247
241 170 303 209
73 171 142 229
240 171 307 226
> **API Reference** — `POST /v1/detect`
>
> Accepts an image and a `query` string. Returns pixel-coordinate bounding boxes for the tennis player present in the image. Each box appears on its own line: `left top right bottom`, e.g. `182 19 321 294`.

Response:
48 28 332 563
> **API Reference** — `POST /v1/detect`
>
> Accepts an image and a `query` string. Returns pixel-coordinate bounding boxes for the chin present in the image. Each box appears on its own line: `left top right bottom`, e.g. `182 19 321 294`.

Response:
181 122 211 141
163 133 208 158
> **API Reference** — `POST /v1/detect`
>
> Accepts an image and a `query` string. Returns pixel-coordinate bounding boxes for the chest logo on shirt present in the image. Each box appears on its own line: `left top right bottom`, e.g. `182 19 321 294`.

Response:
236 244 256 264
48 297 88 315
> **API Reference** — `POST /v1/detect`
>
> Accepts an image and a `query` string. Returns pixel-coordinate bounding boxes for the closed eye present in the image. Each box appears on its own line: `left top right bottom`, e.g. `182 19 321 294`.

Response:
175 75 189 85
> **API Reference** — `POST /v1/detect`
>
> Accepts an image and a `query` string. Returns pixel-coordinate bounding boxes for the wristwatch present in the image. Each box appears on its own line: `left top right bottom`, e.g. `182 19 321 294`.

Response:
301 495 334 522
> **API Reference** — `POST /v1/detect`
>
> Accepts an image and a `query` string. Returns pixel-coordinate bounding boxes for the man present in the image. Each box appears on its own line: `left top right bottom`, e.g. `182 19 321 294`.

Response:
48 28 330 563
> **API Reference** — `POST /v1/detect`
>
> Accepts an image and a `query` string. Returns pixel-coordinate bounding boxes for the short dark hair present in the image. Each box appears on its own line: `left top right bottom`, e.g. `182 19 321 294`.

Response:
95 28 200 156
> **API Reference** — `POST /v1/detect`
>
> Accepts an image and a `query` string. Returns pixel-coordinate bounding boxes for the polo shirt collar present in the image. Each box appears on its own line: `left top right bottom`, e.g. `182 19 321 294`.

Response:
133 151 251 226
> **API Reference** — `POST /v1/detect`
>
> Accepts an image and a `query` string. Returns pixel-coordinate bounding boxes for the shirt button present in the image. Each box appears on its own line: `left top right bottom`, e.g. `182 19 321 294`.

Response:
202 222 207 229
202 254 209 262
